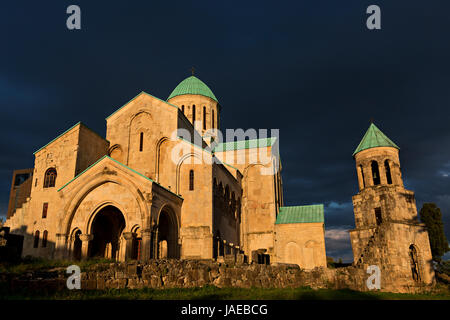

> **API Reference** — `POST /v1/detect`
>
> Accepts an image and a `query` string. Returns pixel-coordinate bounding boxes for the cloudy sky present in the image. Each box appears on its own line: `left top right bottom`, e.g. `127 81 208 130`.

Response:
1 1 450 261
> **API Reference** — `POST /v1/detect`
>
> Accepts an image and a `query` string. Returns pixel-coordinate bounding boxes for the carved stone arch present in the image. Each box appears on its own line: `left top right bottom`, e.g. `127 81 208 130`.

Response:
384 158 393 185
126 110 153 164
84 200 130 235
175 152 202 194
60 172 149 236
69 227 82 260
108 144 123 162
303 240 318 269
286 241 301 266
242 163 265 199
156 203 180 259
155 137 170 182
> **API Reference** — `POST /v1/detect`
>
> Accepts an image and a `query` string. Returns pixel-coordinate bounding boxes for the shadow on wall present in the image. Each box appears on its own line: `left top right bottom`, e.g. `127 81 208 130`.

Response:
0 226 24 262
1 225 59 262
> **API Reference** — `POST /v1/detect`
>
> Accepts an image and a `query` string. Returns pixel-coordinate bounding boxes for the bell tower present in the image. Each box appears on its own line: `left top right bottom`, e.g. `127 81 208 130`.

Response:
350 123 435 290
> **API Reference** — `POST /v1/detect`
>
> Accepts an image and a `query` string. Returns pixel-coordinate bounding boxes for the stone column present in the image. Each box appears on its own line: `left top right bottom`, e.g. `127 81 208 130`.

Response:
356 165 364 190
363 164 373 187
80 234 93 260
153 230 159 259
140 229 152 261
122 232 134 261
54 233 67 260
380 162 388 185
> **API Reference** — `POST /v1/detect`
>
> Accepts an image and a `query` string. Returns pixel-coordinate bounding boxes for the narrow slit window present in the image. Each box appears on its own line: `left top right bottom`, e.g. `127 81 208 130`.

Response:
42 202 48 219
181 105 185 114
192 105 196 123
203 106 206 130
212 109 215 129
360 165 365 188
189 170 194 191
385 160 392 184
139 132 144 152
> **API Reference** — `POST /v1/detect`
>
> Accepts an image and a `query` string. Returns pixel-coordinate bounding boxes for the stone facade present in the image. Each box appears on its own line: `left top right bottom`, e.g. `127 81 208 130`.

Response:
4 76 326 270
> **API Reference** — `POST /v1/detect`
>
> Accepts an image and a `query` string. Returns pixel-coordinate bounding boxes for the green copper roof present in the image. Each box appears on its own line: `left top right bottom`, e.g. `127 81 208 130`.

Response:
353 123 400 156
212 137 277 152
167 76 218 102
275 204 324 224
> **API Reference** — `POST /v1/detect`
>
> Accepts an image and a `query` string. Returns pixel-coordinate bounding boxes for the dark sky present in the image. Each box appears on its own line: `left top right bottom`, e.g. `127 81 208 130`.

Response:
1 1 450 261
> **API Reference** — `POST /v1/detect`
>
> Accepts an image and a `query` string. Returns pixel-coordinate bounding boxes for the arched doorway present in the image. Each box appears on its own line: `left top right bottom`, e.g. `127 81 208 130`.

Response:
409 244 421 282
157 208 179 259
131 227 142 260
73 230 82 260
89 205 125 260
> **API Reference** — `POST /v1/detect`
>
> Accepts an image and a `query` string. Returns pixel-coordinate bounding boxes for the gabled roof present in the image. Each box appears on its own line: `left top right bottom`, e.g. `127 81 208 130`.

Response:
105 91 179 120
57 155 182 199
33 122 107 155
212 137 277 152
353 123 400 156
167 76 218 102
275 204 324 224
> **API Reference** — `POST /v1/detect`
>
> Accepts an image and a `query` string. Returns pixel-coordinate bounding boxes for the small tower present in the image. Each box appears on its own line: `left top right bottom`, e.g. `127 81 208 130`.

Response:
350 123 435 290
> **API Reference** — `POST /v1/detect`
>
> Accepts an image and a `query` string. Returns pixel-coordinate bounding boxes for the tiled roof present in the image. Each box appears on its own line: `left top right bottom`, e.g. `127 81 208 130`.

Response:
167 76 218 102
353 123 399 156
212 137 277 152
275 204 324 224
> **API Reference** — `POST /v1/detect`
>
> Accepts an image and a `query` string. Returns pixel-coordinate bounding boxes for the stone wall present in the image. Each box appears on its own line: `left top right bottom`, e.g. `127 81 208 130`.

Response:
0 259 434 294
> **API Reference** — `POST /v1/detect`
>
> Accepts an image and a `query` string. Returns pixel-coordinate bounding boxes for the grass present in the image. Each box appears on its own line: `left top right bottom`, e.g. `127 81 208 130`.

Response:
1 285 450 300
0 257 113 275
1 258 450 300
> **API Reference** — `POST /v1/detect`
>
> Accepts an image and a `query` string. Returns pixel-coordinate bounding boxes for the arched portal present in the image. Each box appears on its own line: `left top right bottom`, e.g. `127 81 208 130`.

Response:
89 205 125 260
157 208 179 259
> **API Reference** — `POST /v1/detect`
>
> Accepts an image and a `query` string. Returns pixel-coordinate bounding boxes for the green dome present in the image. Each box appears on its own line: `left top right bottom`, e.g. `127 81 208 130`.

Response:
167 76 218 102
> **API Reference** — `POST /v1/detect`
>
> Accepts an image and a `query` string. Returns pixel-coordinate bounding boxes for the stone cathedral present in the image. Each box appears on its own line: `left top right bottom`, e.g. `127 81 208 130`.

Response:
4 75 328 269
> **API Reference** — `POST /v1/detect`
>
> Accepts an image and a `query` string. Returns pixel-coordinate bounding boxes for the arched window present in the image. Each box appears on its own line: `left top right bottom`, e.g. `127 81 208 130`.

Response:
181 105 185 114
371 161 380 185
359 165 365 188
192 105 196 123
385 160 392 184
43 168 57 188
203 106 206 130
139 132 144 152
33 231 40 248
42 230 48 248
189 170 194 190
409 245 421 282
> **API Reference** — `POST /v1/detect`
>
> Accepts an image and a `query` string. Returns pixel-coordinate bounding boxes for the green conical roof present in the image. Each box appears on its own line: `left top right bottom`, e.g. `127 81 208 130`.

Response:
353 123 400 156
167 76 218 102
